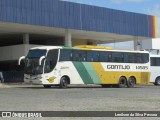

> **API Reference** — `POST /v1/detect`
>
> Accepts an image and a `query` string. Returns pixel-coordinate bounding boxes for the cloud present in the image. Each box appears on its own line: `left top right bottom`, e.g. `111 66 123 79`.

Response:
111 0 124 3
111 0 145 3
127 0 144 2
146 4 160 17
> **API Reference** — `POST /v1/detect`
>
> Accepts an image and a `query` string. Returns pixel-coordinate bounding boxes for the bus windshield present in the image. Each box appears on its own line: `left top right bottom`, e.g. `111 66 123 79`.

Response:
24 49 59 75
24 58 44 75
27 49 47 58
24 49 47 75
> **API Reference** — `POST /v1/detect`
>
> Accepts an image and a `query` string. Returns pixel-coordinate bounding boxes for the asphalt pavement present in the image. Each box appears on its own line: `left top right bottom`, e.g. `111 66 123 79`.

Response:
0 84 160 120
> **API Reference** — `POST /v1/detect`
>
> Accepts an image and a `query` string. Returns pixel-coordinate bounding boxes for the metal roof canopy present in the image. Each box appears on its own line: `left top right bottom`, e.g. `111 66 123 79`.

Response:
0 22 150 44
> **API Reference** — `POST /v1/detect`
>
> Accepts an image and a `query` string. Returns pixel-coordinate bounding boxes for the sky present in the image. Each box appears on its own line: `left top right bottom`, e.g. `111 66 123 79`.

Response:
62 0 160 50
63 0 160 16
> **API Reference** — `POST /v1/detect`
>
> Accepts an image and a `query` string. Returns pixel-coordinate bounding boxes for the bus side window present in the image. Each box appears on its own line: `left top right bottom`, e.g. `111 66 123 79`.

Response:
100 52 108 62
124 53 128 63
108 53 112 62
59 49 72 61
128 53 134 63
112 52 124 63
78 51 86 61
87 51 93 62
72 50 86 62
45 49 58 73
87 51 99 62
142 53 149 63
156 58 160 66
151 58 156 66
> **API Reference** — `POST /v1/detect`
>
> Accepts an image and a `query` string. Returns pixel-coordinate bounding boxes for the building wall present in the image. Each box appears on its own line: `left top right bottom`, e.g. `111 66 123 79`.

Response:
0 44 43 61
141 38 160 50
0 0 157 38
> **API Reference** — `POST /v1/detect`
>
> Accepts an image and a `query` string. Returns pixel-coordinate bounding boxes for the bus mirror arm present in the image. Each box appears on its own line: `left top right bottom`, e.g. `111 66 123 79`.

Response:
39 56 45 66
18 56 25 65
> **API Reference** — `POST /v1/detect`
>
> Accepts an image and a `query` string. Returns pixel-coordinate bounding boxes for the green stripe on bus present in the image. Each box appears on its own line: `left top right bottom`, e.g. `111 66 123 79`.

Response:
82 62 101 84
72 62 94 84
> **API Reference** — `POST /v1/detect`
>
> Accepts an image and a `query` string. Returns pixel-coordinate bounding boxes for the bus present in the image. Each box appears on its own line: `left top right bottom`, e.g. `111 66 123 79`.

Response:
150 54 160 86
18 45 150 88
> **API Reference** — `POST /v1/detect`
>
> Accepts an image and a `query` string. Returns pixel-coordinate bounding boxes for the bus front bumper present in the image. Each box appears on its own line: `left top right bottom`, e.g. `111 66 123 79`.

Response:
24 79 43 85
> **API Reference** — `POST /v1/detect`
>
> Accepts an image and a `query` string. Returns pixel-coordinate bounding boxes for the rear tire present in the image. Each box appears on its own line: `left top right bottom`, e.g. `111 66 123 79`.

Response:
59 77 68 88
154 77 160 86
118 77 127 88
43 85 51 88
127 77 136 88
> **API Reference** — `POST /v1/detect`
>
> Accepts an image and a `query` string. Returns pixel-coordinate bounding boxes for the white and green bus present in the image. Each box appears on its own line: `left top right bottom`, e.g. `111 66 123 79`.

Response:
19 45 150 88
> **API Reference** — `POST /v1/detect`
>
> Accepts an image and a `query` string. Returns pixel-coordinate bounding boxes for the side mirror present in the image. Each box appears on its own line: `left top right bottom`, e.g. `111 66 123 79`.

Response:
39 56 45 66
18 56 25 65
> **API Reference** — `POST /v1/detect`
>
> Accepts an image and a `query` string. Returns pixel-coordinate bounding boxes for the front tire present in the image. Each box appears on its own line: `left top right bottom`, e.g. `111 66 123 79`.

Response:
154 77 160 86
59 77 68 88
118 77 127 88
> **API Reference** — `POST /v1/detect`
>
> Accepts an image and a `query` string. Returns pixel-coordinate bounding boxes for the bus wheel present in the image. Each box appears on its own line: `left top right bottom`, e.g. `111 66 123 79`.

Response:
60 77 68 88
127 77 136 88
118 77 127 88
43 85 51 88
155 77 160 86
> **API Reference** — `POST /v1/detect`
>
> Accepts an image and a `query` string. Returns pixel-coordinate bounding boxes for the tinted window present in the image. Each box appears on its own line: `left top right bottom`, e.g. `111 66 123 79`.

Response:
72 50 86 61
128 53 135 63
112 52 124 63
27 50 47 58
87 51 99 62
142 53 149 63
100 52 112 62
44 49 58 73
59 49 149 64
135 54 142 63
151 57 160 66
124 53 129 63
59 49 72 61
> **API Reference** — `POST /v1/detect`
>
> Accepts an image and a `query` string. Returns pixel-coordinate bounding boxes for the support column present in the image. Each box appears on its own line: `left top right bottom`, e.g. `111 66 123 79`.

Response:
133 37 141 50
157 50 160 55
65 30 72 46
23 34 29 44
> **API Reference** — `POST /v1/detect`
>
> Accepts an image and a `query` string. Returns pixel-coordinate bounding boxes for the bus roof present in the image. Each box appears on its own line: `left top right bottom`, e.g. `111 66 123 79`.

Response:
150 54 160 57
74 45 113 50
30 46 62 50
29 45 149 54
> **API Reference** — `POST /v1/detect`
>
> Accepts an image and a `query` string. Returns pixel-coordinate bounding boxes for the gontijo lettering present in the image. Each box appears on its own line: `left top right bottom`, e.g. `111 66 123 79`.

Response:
107 65 130 70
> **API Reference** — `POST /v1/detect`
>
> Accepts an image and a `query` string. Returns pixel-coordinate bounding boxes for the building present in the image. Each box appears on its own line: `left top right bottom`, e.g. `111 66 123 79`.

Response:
0 0 158 71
